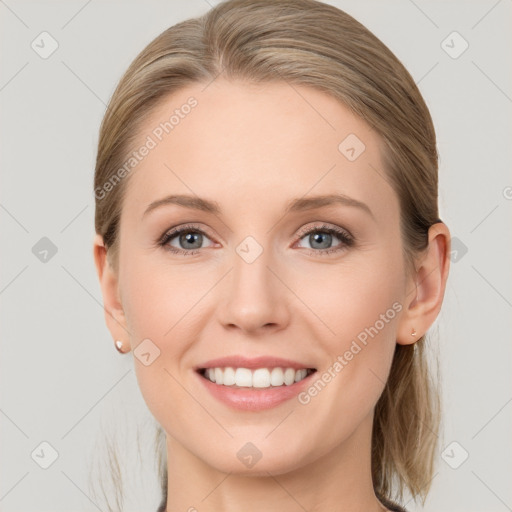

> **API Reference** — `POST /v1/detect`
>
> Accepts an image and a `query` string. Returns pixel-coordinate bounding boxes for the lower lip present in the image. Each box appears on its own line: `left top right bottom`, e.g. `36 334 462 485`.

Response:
196 371 315 411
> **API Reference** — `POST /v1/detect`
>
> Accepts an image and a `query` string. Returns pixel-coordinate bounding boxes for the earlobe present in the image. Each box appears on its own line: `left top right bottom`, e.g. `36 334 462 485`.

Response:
93 233 131 351
396 222 451 345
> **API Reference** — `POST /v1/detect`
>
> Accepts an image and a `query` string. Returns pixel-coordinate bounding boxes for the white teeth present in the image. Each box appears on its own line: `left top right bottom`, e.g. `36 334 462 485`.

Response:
295 369 307 382
235 368 252 387
203 367 312 388
270 367 284 386
283 368 296 385
223 366 236 386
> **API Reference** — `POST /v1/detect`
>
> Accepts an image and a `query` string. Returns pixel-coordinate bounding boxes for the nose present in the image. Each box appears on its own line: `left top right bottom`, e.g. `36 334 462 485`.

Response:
217 243 290 335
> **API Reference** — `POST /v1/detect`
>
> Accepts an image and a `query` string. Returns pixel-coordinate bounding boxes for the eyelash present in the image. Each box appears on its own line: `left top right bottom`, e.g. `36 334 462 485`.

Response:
157 223 354 257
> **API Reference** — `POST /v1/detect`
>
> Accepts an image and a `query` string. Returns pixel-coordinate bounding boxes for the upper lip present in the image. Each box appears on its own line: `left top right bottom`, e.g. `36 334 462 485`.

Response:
195 355 316 371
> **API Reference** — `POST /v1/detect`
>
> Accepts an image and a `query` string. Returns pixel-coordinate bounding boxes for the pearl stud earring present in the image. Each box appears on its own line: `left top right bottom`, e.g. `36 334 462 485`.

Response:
115 340 126 353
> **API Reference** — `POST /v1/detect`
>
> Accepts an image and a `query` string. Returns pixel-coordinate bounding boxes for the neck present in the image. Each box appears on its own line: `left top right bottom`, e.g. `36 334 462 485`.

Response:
163 411 388 512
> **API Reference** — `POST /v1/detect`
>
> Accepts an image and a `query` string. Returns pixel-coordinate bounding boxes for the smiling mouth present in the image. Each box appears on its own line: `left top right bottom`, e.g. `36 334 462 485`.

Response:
197 367 317 388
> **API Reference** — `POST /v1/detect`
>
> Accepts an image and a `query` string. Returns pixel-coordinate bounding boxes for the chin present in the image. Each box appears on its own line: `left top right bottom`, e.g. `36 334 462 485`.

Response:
198 442 311 477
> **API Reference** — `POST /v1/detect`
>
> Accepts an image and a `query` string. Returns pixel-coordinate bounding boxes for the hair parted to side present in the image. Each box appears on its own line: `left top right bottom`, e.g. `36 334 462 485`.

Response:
94 0 442 508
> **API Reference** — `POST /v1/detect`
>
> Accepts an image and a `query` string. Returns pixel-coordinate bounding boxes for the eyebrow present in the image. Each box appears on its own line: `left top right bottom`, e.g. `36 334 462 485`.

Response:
142 193 374 219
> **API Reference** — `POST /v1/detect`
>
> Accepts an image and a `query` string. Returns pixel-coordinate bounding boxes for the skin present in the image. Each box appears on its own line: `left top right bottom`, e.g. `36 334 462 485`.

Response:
94 79 450 512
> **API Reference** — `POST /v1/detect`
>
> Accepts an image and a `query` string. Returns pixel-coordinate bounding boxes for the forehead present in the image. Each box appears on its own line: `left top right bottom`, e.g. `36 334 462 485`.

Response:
122 79 397 221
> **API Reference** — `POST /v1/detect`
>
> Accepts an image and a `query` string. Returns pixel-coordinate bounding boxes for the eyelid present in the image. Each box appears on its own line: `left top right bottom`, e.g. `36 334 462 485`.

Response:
295 222 352 240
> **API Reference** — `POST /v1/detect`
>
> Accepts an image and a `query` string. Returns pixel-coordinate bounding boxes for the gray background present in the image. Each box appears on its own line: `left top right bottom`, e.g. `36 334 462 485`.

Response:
1 1 511 511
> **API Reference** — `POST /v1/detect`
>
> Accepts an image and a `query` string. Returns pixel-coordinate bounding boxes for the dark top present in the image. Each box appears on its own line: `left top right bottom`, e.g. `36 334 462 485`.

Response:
156 495 408 511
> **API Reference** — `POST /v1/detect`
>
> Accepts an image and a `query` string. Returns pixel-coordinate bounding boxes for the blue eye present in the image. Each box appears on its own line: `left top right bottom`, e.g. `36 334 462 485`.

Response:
295 224 354 255
158 223 354 256
159 224 213 255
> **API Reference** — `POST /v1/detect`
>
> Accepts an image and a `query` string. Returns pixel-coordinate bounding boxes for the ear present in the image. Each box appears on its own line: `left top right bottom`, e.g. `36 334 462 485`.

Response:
93 233 131 351
396 222 451 345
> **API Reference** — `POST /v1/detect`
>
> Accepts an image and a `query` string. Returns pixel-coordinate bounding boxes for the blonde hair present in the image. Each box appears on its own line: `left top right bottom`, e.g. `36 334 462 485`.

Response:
94 0 442 509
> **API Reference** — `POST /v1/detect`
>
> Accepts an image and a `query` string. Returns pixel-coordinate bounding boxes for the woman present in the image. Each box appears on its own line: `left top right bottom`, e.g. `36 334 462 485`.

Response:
93 1 451 510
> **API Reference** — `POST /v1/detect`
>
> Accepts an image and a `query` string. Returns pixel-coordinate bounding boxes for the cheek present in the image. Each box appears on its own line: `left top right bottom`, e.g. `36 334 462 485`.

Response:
120 249 186 337
293 255 404 348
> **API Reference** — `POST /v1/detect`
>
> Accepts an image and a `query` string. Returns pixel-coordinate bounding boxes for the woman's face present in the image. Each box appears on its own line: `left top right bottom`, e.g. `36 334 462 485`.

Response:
111 79 415 474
